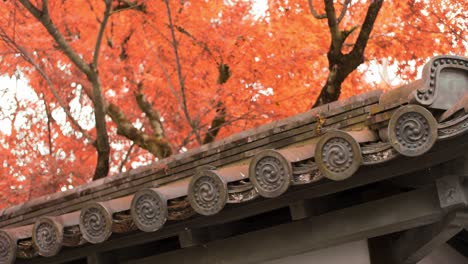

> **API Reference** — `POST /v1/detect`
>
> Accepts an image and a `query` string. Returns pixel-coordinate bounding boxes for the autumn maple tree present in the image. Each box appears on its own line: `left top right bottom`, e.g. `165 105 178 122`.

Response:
0 0 465 207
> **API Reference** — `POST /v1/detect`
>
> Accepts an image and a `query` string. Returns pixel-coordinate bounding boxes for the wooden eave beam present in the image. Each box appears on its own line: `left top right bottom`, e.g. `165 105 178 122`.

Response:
124 187 445 264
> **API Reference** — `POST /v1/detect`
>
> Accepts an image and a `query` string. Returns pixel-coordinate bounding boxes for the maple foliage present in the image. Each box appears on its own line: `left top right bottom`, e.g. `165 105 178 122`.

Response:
0 0 466 208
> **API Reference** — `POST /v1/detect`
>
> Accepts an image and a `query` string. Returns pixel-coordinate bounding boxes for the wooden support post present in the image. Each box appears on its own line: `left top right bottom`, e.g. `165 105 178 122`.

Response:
368 236 395 264
87 252 116 264
178 228 210 248
391 211 468 264
289 200 312 220
390 174 468 263
288 199 327 221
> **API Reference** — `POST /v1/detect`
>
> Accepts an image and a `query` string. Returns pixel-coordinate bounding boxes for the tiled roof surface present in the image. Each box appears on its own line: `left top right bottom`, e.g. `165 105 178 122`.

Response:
0 55 467 263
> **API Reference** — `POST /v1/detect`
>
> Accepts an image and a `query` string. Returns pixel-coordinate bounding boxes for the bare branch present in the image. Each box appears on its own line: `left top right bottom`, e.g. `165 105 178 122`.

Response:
175 25 218 63
429 9 467 44
112 0 146 14
88 0 113 180
90 77 110 180
0 29 95 144
202 61 231 144
18 0 93 76
78 82 173 159
85 0 101 23
308 0 327 19
336 0 351 24
178 110 257 151
176 130 196 152
16 0 41 18
40 93 54 155
203 101 226 144
173 25 231 145
163 0 202 144
144 21 172 45
142 32 182 105
107 104 173 158
93 0 112 67
324 0 341 50
135 82 166 139
42 0 48 14
119 30 134 60
312 0 384 108
351 0 384 59
119 142 136 172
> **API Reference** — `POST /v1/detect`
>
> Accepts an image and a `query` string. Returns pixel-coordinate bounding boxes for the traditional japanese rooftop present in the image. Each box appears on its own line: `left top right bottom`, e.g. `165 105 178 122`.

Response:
0 55 467 264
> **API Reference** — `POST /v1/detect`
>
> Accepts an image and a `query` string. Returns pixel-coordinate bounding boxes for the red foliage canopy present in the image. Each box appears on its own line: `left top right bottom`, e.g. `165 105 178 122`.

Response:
0 0 465 207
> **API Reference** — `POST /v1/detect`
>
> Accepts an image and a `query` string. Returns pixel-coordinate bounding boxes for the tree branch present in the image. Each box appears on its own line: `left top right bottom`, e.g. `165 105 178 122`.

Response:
112 0 147 14
41 0 48 14
41 93 54 155
119 142 136 172
89 0 113 180
143 31 182 104
174 26 231 145
203 101 226 144
135 82 166 140
336 0 351 24
163 0 202 145
312 0 384 108
90 76 110 181
17 0 41 18
308 0 326 19
429 8 467 44
107 103 172 158
350 0 384 60
18 0 93 76
324 0 342 52
19 0 114 180
175 25 217 63
202 61 231 144
177 130 196 152
78 82 173 159
0 29 95 144
93 0 112 67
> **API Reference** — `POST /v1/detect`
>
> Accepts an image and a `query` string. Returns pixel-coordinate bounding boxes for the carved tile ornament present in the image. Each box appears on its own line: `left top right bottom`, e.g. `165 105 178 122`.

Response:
131 189 168 232
79 203 113 244
388 105 437 157
315 130 362 181
188 170 227 216
249 149 292 198
414 56 468 110
0 231 15 264
32 217 63 257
